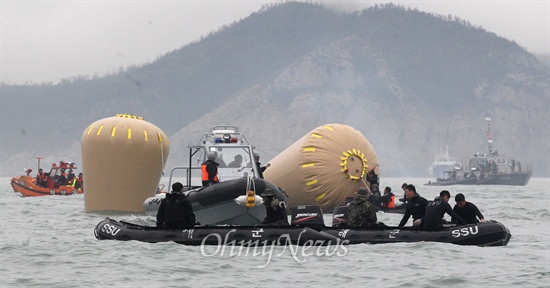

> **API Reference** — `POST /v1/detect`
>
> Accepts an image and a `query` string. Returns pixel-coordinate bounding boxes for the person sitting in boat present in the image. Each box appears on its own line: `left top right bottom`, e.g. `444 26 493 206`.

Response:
75 173 84 191
260 189 289 226
67 173 77 187
397 184 428 228
55 169 67 187
36 168 48 188
422 190 467 231
253 151 270 179
379 186 395 209
201 151 220 187
156 182 196 229
227 154 243 168
452 193 486 224
347 187 378 227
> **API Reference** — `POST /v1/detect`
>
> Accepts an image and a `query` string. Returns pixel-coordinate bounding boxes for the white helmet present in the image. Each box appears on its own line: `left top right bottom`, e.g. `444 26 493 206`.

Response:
207 151 216 160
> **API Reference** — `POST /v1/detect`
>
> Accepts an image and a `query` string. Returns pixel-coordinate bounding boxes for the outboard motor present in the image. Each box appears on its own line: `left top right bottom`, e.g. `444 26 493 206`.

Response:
290 205 325 230
332 206 349 227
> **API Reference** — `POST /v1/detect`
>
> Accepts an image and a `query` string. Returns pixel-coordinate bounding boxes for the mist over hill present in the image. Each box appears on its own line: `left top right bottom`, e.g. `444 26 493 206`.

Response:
1 2 548 178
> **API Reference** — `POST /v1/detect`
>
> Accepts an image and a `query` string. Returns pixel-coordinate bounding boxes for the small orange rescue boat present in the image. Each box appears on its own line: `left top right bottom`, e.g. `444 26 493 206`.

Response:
11 157 83 197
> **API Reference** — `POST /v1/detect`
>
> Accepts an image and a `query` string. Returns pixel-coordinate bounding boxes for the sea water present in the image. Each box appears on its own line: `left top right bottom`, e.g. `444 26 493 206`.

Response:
1 177 549 287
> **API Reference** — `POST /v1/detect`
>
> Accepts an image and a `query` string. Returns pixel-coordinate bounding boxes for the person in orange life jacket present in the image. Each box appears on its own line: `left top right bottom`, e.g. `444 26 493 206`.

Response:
379 186 395 208
452 193 486 224
201 151 219 187
398 184 429 228
156 182 196 229
36 168 47 188
253 151 270 179
75 173 84 190
422 190 467 231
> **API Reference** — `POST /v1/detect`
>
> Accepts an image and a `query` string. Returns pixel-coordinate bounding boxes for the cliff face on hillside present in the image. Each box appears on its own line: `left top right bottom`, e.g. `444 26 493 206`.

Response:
1 3 548 177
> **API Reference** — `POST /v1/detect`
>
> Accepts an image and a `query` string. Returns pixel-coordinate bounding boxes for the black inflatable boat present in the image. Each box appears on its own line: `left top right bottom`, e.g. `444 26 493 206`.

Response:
293 205 511 247
94 218 341 246
94 206 511 247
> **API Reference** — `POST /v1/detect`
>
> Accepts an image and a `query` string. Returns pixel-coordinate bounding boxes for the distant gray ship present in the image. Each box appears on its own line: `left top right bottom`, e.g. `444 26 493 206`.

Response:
426 118 532 186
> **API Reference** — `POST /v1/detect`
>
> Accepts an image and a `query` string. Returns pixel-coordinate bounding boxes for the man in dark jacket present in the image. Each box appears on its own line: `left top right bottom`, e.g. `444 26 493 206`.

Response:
253 151 270 179
423 190 467 230
398 184 429 228
156 182 196 229
260 189 288 226
452 193 486 224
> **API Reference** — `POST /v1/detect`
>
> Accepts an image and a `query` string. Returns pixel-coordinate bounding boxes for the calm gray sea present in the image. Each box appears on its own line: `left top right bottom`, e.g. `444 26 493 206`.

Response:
1 177 549 287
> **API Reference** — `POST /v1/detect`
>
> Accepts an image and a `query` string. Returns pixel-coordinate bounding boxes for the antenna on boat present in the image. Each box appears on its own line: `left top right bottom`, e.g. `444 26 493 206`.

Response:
36 156 43 171
486 117 497 156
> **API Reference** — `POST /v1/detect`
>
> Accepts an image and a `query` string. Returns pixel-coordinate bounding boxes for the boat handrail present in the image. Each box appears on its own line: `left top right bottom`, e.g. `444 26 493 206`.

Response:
168 166 201 191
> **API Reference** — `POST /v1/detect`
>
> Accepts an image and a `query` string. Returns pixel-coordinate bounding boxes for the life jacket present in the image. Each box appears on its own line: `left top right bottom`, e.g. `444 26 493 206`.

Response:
201 162 219 182
68 178 77 187
387 195 395 208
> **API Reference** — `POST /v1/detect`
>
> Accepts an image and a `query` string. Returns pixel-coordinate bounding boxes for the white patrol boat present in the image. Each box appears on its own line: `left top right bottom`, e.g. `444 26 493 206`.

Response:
144 125 288 225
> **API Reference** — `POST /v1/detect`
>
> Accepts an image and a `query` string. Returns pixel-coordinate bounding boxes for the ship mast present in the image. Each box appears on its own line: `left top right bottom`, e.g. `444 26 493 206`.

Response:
486 117 497 156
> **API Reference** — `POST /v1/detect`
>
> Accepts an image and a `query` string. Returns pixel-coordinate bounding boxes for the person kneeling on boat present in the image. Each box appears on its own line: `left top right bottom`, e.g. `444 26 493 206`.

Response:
422 190 467 231
347 187 378 227
260 189 289 226
156 182 196 229
398 184 428 228
452 193 487 224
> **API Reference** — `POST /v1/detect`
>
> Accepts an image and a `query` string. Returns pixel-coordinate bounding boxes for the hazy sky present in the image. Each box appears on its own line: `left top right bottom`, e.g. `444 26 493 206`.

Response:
1 1 548 85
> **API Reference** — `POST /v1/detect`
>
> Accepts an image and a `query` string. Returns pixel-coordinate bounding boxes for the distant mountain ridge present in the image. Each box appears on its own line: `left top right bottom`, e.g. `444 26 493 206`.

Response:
1 2 548 178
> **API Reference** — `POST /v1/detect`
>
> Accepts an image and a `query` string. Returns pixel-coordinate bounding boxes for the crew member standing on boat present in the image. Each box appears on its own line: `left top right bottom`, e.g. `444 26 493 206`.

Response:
201 151 219 187
366 167 379 193
260 189 288 226
398 184 428 228
253 151 270 179
347 187 378 227
156 182 196 229
422 190 467 230
452 193 486 224
36 168 47 188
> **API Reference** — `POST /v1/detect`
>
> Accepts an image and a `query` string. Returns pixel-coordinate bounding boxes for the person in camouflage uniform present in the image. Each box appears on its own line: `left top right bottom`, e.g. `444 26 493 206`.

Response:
260 189 289 226
347 187 378 227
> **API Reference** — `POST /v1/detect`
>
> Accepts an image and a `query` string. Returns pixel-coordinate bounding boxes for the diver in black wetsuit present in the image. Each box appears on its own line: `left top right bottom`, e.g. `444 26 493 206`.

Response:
452 193 486 224
422 190 467 230
398 184 428 228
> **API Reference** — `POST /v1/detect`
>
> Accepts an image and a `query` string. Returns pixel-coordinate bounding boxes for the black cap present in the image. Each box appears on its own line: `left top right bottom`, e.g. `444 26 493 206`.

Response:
172 182 184 192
